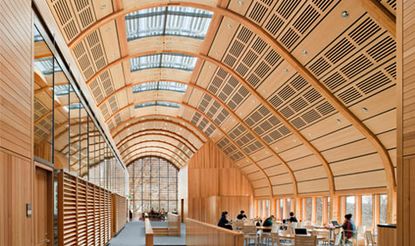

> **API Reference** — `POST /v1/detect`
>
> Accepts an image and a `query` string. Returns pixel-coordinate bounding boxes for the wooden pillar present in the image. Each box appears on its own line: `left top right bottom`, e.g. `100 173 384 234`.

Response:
311 197 317 224
322 197 328 225
398 1 415 245
331 195 341 222
0 0 34 245
270 198 276 217
356 195 362 226
374 194 380 226
282 198 287 219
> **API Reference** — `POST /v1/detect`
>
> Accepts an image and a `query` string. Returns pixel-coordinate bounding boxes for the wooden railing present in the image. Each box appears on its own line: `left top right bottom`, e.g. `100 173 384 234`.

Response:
144 218 154 246
167 213 181 236
377 224 396 246
186 218 244 246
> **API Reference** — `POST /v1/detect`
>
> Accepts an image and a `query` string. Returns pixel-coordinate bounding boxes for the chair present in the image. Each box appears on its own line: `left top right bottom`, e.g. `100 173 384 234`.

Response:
311 229 330 245
294 235 317 246
364 231 377 245
271 233 294 246
242 225 258 246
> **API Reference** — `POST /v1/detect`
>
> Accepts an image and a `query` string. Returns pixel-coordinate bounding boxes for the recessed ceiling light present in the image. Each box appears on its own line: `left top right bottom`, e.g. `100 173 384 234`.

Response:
227 23 232 28
302 50 308 55
237 0 244 5
284 68 289 73
362 107 368 112
336 118 342 124
341 10 349 18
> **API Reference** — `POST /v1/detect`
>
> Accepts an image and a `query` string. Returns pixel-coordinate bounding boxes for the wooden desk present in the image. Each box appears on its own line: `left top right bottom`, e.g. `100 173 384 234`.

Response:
377 224 396 246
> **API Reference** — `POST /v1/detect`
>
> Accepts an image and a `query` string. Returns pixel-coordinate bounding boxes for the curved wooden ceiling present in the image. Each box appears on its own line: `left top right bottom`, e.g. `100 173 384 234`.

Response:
40 0 397 197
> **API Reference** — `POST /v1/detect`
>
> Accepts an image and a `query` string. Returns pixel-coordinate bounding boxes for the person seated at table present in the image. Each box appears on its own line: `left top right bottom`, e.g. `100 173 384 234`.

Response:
262 215 275 232
288 212 298 223
236 210 247 220
218 211 233 230
341 214 356 241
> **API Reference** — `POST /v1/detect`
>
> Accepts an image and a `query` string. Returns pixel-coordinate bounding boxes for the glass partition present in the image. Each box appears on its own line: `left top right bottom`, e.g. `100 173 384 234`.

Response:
33 20 127 196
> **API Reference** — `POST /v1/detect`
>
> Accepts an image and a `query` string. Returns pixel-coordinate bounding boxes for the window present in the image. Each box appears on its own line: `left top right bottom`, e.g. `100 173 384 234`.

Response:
316 197 323 225
362 195 373 228
126 6 212 41
380 194 387 224
286 199 292 218
346 196 356 216
128 157 178 213
130 53 197 72
132 81 187 93
135 101 180 109
34 57 62 75
305 198 312 222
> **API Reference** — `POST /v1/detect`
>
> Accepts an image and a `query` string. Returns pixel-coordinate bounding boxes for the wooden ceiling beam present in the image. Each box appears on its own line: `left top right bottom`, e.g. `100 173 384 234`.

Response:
125 151 182 168
119 139 191 159
360 0 396 37
116 129 198 152
66 2 394 192
106 99 277 197
111 117 207 144
123 145 187 165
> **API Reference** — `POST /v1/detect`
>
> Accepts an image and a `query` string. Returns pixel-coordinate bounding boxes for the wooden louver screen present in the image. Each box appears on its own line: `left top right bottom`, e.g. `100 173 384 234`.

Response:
112 193 128 236
58 171 112 246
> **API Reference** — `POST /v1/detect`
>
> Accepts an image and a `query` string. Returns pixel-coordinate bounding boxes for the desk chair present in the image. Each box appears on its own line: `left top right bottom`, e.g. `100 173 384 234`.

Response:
242 225 258 246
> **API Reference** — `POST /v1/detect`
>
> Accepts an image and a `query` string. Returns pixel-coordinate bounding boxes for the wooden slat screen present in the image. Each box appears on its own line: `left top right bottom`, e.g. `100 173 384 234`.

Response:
58 171 112 246
112 193 128 236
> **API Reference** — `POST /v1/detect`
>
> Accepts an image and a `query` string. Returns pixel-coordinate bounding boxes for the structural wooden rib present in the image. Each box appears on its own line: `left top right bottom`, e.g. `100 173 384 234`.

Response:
67 1 395 193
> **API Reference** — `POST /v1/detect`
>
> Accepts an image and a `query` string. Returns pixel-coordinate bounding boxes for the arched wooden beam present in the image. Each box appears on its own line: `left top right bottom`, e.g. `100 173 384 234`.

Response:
111 116 207 144
126 152 182 168
119 139 192 159
98 78 332 194
123 146 188 165
116 130 197 153
360 0 396 37
108 99 277 196
97 80 188 107
85 50 333 194
73 2 395 191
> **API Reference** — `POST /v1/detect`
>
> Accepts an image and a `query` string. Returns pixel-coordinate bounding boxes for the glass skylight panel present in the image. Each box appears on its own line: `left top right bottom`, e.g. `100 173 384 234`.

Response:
34 27 44 42
64 103 83 111
34 58 62 75
135 101 180 109
54 84 73 96
132 81 187 93
126 6 212 41
130 53 197 72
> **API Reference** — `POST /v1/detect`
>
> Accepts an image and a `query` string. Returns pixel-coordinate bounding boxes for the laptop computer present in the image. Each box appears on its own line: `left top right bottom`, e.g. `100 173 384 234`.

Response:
295 228 308 235
331 220 340 226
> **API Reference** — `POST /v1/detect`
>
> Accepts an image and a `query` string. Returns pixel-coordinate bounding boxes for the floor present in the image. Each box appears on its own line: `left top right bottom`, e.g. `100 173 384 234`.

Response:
108 221 186 246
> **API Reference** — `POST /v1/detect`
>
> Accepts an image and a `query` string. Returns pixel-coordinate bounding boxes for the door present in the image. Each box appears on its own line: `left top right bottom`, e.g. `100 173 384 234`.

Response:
35 166 53 246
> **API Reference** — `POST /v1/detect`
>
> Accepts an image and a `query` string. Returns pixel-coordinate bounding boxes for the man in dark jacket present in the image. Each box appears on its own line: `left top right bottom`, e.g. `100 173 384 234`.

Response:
218 211 233 230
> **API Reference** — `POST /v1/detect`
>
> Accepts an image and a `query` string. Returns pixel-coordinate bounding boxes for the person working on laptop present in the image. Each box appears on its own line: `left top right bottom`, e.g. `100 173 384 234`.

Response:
236 210 247 220
287 212 298 223
262 215 275 232
342 214 356 241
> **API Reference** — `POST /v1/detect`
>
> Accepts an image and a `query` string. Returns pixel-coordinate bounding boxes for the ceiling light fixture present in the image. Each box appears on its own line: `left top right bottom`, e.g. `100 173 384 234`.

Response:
341 10 349 18
237 0 244 5
362 107 369 112
302 50 308 55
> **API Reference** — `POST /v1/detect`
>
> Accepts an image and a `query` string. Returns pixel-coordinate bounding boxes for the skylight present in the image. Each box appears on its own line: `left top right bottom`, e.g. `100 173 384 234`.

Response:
64 103 83 111
132 81 188 93
54 84 73 96
126 6 213 41
34 58 62 75
130 53 197 72
34 27 44 42
135 101 180 109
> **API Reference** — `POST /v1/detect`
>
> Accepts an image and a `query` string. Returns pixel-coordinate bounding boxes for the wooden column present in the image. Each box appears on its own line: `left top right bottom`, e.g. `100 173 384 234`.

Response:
356 195 362 226
322 197 328 225
270 198 276 217
282 198 287 219
331 195 341 222
398 0 415 245
374 194 380 226
311 197 317 224
0 0 34 245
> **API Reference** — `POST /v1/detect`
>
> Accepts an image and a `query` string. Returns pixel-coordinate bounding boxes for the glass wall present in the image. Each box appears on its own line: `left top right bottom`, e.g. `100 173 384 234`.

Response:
346 196 356 216
362 195 373 228
33 19 127 196
128 157 178 214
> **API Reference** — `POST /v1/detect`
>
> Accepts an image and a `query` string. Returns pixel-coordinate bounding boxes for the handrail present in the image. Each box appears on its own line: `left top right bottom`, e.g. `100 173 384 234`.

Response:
186 218 244 246
144 218 154 246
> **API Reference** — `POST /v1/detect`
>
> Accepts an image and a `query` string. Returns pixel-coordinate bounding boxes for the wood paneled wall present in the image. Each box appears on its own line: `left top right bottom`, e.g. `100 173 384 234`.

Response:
112 193 127 236
0 0 33 245
58 172 112 246
186 218 244 246
187 141 253 224
398 0 415 245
